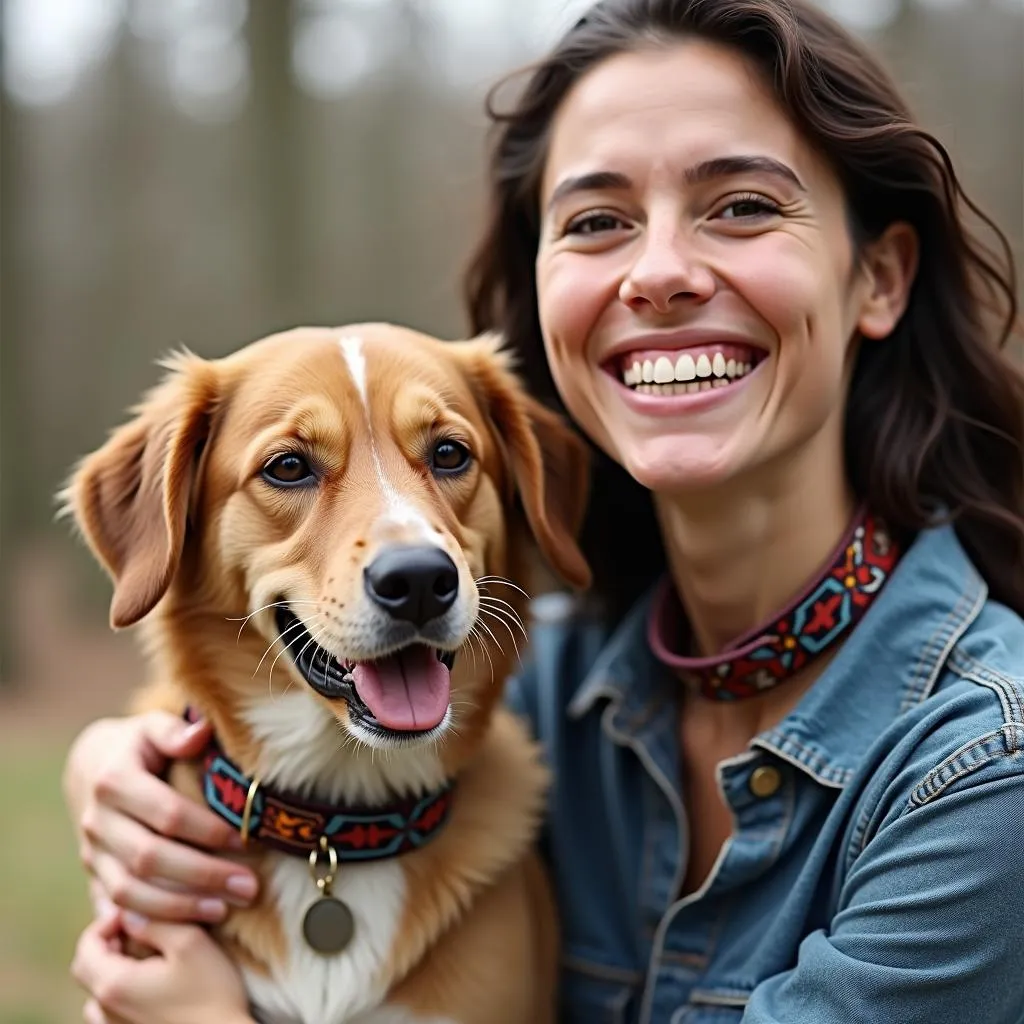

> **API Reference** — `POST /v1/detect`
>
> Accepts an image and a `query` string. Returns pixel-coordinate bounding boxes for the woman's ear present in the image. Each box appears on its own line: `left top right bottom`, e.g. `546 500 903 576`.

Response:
456 335 592 590
60 353 220 628
856 221 919 340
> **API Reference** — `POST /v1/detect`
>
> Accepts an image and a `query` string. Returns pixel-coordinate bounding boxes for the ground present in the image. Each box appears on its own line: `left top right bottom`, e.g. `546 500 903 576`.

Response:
0 547 141 1024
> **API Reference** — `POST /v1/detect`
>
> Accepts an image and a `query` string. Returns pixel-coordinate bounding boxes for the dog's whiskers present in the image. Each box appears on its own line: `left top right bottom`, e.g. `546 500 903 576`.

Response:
459 631 483 674
448 697 479 718
479 607 523 663
480 601 528 638
463 638 478 672
289 623 334 684
253 614 325 680
479 597 528 638
315 638 334 686
466 623 496 682
474 616 506 659
475 575 531 601
267 618 330 696
478 594 528 636
228 600 326 643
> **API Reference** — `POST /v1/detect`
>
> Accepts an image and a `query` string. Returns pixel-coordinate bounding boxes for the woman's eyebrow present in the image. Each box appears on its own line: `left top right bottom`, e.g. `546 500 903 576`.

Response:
683 155 806 191
545 154 806 212
546 170 632 211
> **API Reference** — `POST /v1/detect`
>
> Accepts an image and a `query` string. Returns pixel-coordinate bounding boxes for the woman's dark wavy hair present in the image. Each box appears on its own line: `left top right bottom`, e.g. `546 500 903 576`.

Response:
464 0 1024 621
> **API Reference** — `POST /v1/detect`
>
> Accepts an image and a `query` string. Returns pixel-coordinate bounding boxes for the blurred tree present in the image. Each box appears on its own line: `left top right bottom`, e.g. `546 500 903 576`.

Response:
247 0 303 328
0 79 28 683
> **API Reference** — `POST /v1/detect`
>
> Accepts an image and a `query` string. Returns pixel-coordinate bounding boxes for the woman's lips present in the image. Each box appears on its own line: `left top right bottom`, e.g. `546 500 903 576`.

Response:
607 340 768 391
602 351 767 414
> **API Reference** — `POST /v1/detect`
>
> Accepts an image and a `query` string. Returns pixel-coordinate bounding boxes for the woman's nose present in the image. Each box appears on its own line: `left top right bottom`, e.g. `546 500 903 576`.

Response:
618 224 716 314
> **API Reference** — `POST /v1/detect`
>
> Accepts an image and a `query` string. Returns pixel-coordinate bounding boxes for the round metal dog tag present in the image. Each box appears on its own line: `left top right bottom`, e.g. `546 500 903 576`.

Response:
302 896 355 955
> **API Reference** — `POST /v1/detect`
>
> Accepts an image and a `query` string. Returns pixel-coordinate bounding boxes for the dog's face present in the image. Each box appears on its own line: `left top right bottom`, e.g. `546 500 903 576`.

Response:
66 325 589 749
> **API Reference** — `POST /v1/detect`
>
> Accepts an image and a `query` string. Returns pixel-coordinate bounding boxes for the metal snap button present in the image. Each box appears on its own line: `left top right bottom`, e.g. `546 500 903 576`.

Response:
748 765 782 798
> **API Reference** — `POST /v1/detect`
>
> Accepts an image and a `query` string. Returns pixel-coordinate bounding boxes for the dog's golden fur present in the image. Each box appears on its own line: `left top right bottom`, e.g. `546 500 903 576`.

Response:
65 324 589 1024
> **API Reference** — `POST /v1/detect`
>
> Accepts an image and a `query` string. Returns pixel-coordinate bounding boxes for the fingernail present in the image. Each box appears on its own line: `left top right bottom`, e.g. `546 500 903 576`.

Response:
95 894 116 920
225 874 258 903
122 910 149 932
198 897 228 921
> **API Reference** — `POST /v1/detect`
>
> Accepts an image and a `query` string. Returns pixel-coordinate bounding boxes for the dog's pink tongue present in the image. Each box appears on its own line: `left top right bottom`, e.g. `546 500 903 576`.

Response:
351 647 450 731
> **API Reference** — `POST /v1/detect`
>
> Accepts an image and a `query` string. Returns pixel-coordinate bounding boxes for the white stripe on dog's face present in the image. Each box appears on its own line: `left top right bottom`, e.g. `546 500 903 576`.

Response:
339 333 369 409
338 332 441 544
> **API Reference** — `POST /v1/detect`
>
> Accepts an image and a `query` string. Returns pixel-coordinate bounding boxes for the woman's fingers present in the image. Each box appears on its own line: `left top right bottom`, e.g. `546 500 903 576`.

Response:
72 917 123 1007
119 913 211 957
135 712 213 767
73 918 142 1024
86 807 257 907
88 875 116 918
73 911 250 1024
92 766 243 852
84 998 109 1024
70 711 259 923
89 849 230 923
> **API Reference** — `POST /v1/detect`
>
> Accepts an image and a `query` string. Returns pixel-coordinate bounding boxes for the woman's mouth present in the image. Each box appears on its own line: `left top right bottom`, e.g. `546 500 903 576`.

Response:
614 343 768 395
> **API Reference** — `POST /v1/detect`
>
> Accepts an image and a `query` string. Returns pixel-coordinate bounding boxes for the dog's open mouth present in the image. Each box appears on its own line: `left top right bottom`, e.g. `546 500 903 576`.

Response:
274 607 455 735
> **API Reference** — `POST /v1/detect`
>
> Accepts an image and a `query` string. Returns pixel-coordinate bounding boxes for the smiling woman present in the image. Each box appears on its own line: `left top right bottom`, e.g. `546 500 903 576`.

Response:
468 0 1023 625
64 2 1024 1024
462 0 1024 1020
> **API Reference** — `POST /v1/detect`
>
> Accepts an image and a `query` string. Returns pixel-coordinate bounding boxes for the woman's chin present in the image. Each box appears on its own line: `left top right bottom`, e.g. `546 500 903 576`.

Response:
620 439 743 495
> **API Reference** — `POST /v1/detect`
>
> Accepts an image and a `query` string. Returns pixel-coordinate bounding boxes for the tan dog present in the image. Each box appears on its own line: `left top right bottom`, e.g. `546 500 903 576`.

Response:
64 324 590 1024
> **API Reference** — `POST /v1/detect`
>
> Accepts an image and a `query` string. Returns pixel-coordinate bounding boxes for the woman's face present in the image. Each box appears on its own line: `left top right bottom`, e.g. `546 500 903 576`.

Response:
536 41 908 496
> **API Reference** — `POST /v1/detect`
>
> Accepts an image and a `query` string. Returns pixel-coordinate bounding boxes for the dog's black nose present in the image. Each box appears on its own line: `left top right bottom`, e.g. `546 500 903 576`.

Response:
364 546 459 627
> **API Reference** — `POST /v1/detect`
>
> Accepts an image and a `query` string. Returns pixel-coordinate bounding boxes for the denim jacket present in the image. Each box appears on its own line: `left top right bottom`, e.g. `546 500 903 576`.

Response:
507 525 1024 1024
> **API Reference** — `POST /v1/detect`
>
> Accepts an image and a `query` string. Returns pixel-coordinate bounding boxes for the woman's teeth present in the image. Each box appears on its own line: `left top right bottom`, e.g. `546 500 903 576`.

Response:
621 351 758 393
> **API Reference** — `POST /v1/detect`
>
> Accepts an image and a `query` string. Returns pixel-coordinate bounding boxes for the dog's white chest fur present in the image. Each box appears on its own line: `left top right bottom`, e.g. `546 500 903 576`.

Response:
244 859 458 1024
240 691 453 1024
242 854 403 1023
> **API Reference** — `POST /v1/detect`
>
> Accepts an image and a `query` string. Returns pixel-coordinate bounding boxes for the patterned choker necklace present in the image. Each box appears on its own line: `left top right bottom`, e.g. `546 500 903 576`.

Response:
647 508 900 701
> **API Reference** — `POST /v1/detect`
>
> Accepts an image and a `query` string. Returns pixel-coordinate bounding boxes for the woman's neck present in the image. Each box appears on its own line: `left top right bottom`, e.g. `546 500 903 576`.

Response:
654 454 856 657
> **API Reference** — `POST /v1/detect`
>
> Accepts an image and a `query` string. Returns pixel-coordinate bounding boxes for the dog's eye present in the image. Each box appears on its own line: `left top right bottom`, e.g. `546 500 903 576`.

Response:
262 453 315 486
431 440 471 476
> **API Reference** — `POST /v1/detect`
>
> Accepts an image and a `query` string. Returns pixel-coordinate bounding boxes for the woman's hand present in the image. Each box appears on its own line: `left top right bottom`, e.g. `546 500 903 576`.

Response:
72 908 255 1024
64 712 259 922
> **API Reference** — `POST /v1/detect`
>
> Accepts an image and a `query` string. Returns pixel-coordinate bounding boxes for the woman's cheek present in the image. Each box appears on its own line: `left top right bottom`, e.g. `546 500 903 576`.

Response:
537 268 575 346
538 252 611 345
727 244 821 342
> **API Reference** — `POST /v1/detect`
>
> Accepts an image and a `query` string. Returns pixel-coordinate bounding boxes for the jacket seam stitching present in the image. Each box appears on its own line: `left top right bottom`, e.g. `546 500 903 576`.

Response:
908 727 1023 807
948 648 1024 735
752 735 850 788
900 579 984 713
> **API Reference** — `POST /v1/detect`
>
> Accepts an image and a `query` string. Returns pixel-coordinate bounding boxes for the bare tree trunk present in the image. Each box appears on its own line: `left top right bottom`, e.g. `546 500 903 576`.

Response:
0 87 28 685
247 0 303 328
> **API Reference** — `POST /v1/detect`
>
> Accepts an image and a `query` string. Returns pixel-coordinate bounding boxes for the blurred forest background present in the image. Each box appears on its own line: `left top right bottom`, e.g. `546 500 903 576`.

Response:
0 0 1021 1021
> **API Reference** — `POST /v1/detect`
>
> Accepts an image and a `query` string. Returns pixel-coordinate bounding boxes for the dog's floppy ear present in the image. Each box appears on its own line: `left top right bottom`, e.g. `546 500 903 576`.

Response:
61 352 219 629
458 336 591 590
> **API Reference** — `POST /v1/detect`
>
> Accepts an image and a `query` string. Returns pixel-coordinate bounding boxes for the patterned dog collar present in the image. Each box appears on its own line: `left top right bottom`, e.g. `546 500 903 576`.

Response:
188 717 454 859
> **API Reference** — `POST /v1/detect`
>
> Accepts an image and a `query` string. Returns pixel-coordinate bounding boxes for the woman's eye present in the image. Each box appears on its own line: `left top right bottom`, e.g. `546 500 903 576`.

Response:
431 439 471 476
262 453 315 487
718 196 781 220
565 212 627 236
